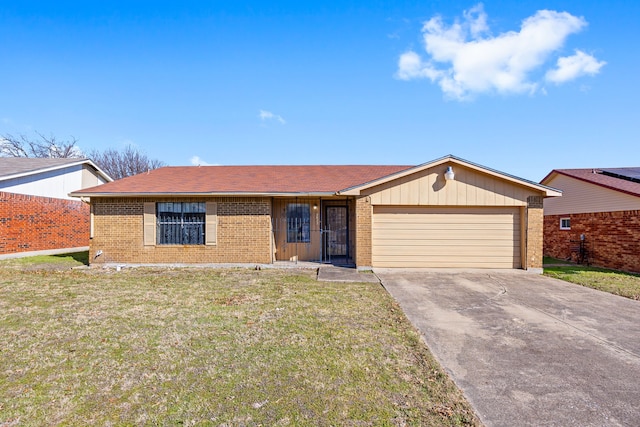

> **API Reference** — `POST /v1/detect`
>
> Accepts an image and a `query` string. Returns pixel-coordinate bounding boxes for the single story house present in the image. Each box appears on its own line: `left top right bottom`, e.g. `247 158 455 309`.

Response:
0 158 112 258
70 155 560 271
541 167 640 273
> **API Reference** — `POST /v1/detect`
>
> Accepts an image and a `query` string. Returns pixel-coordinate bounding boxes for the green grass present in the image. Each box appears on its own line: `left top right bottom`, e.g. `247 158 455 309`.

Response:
0 251 89 269
542 256 569 265
544 265 640 300
0 263 480 426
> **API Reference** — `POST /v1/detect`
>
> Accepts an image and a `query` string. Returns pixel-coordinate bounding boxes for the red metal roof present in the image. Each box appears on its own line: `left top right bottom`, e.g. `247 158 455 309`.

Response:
543 168 640 198
72 165 413 196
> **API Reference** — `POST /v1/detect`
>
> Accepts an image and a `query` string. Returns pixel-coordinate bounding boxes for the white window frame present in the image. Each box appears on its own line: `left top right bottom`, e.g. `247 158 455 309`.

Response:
560 217 571 230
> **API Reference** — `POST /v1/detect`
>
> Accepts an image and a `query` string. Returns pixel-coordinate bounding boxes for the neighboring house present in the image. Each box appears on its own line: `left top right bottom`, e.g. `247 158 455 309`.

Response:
70 155 560 271
541 168 640 273
0 158 112 258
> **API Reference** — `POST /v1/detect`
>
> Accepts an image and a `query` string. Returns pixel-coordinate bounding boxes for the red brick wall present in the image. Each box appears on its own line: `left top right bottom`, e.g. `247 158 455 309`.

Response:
0 192 90 255
544 211 640 273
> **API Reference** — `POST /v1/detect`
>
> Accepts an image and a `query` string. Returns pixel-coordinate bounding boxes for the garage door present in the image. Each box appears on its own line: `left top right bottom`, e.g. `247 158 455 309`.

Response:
372 206 521 268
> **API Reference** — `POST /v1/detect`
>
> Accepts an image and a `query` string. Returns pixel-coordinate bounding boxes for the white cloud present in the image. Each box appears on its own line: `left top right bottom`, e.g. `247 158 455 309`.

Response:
545 50 606 83
397 4 604 100
190 156 214 166
259 110 286 125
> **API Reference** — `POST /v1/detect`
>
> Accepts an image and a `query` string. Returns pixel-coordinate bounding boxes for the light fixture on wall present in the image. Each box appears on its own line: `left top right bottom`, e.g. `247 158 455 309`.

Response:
313 204 318 210
444 166 455 181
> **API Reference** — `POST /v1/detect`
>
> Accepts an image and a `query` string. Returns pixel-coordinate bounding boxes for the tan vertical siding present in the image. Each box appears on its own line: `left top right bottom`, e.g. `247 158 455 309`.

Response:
544 174 640 215
366 164 531 207
272 198 321 262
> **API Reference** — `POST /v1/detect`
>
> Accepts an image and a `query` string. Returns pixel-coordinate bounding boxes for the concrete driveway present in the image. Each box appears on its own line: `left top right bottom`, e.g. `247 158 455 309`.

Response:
375 269 640 427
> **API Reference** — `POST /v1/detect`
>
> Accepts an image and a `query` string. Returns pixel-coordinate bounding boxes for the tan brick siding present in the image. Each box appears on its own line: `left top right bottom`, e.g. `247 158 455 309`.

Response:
0 191 89 255
90 197 272 264
544 210 640 273
355 196 372 267
526 196 544 269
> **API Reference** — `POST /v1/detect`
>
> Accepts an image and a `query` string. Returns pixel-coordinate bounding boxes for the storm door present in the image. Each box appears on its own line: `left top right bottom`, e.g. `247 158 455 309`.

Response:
325 206 348 259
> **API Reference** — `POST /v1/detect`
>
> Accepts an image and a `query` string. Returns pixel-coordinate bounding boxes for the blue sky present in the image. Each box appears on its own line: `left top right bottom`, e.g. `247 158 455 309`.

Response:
1 1 638 181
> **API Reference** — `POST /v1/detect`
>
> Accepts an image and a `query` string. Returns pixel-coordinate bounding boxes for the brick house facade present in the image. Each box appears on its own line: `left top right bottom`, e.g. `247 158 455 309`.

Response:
74 156 557 270
90 197 272 264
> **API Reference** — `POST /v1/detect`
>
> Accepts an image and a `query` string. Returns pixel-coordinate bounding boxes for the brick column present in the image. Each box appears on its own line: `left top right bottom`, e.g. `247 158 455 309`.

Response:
526 196 544 271
355 196 372 269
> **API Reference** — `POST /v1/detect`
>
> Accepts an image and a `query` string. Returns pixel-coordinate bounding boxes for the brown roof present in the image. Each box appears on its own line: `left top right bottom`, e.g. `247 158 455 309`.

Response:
72 165 413 196
542 168 640 198
0 157 86 179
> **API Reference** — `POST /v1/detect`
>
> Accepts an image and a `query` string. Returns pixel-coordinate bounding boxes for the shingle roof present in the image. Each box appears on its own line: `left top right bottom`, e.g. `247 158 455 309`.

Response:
599 167 640 182
543 168 640 198
0 157 91 180
71 165 413 196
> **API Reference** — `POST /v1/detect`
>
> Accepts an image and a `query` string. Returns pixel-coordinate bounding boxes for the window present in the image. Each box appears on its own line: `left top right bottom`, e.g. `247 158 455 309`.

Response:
560 217 571 230
287 203 310 243
157 202 206 245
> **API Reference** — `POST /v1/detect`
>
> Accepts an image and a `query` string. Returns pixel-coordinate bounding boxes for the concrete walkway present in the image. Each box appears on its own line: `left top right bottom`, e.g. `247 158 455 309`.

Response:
317 265 380 283
376 268 640 427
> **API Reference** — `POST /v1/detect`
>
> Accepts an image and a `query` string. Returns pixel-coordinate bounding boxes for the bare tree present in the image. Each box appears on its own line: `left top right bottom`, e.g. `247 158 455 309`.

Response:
0 132 82 158
88 145 166 180
0 131 166 179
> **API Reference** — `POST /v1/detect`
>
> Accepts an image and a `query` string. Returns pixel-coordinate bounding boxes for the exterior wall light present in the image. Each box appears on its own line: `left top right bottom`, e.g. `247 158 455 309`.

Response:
444 166 455 181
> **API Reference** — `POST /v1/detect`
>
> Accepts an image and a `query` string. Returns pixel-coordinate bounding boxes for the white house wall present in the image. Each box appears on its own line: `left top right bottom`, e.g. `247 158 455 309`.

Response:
0 165 91 200
81 164 109 188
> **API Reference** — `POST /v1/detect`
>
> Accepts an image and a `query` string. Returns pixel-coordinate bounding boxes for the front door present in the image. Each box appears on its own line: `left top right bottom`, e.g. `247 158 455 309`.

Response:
325 206 348 259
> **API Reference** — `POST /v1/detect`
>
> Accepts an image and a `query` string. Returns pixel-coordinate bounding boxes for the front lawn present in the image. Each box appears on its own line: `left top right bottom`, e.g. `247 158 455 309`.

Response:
0 251 89 270
0 264 479 426
544 265 640 300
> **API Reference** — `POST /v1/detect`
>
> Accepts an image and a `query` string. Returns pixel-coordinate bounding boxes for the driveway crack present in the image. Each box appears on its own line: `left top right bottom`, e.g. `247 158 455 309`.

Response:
455 282 507 312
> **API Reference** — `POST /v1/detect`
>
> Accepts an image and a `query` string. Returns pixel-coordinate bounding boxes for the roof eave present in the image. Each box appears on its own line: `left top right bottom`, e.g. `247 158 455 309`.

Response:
545 169 640 199
69 191 338 198
339 154 562 197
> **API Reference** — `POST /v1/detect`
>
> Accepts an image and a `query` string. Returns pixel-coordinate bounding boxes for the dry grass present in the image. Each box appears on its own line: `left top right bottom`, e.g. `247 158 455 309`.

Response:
0 263 480 426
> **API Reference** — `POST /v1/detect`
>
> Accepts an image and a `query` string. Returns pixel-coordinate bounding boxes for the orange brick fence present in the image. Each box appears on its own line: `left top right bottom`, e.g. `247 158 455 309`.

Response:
0 191 90 257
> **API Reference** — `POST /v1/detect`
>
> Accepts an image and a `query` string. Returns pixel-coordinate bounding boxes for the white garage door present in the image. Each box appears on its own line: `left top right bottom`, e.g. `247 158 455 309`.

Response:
372 206 521 268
